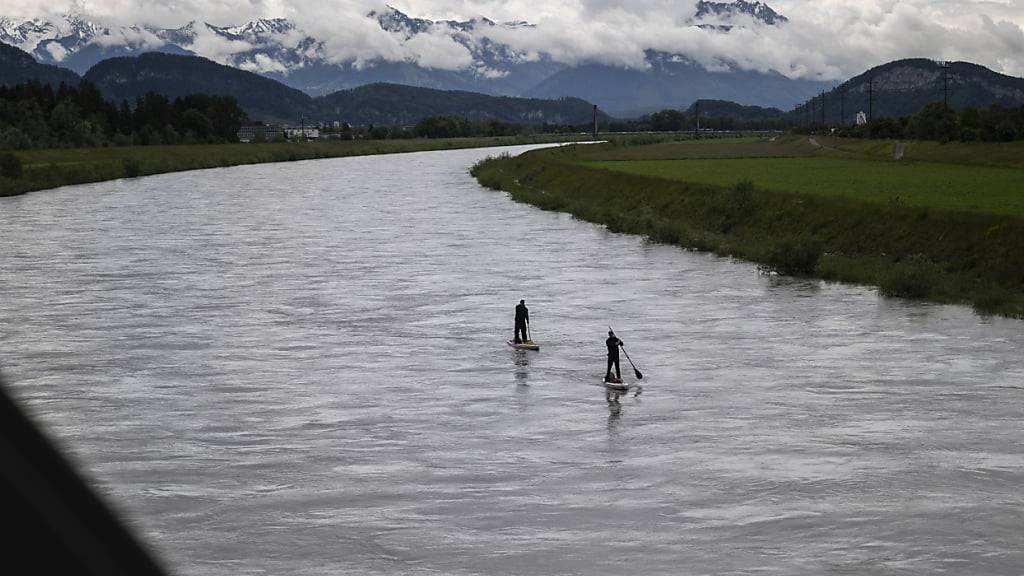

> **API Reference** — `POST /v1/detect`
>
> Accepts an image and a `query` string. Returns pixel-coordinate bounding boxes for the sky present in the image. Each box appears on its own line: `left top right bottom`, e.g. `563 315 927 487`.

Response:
4 0 1024 79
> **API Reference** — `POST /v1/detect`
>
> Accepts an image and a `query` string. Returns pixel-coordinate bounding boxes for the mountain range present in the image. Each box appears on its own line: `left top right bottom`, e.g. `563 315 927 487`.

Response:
0 2 834 114
82 52 605 126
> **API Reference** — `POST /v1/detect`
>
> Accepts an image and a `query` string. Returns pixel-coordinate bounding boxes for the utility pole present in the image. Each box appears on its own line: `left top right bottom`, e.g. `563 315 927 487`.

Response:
941 61 951 109
592 104 598 139
840 89 846 127
821 91 826 127
694 101 700 139
300 116 305 141
867 79 875 123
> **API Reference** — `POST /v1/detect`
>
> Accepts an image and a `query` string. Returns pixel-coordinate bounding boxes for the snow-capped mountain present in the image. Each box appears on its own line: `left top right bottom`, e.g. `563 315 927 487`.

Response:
0 14 104 63
694 0 788 27
0 2 831 114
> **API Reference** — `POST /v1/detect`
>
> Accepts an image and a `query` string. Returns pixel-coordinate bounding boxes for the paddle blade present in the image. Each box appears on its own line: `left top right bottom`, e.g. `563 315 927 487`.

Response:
634 368 643 380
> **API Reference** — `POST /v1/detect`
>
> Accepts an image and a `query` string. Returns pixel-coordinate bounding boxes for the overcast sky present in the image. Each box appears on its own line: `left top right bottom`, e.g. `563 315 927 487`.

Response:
5 0 1024 79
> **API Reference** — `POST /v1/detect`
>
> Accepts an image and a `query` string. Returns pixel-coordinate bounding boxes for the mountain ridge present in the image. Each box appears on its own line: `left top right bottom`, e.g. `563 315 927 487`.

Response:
797 58 1024 123
79 52 606 125
0 3 832 111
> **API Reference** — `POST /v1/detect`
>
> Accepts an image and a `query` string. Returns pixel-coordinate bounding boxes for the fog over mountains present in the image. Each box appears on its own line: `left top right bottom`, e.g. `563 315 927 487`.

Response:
4 0 1024 116
0 2 837 114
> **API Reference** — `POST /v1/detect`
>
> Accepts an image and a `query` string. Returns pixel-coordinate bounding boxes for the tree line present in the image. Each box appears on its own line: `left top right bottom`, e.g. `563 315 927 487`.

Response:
0 81 248 150
831 102 1024 143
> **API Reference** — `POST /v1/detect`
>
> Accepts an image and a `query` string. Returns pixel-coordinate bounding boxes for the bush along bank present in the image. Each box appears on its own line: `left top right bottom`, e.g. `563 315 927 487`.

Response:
471 148 1024 318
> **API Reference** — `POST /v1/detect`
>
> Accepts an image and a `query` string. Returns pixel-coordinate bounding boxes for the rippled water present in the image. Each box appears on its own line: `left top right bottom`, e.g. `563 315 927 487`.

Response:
2 145 1023 575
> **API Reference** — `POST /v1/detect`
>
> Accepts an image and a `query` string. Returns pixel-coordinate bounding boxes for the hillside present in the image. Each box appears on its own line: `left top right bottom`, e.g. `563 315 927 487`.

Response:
318 83 606 126
796 59 1024 123
688 99 785 121
84 52 315 123
76 53 603 125
0 43 79 87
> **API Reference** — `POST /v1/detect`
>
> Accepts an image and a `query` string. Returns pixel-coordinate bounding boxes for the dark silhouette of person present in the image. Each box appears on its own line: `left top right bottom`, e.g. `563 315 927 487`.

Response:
605 330 623 382
514 300 529 343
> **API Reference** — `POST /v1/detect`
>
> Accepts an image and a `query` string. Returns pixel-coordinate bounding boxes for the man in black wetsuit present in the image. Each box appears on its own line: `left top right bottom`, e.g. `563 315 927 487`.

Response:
514 300 530 343
605 330 623 382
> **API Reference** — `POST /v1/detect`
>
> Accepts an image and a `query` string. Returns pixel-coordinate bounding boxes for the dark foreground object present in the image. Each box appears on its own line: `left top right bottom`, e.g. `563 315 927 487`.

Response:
0 376 169 575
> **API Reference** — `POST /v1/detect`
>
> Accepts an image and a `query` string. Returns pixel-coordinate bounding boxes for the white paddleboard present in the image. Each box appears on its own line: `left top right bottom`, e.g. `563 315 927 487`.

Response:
507 339 540 351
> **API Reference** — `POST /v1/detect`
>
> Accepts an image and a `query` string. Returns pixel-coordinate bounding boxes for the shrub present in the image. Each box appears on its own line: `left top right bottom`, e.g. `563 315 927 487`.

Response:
878 254 939 298
761 237 823 276
0 152 23 179
123 157 141 178
972 287 1013 317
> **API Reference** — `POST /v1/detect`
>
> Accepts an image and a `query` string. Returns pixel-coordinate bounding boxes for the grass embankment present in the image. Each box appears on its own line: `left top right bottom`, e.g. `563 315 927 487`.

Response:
472 137 1024 317
0 134 590 197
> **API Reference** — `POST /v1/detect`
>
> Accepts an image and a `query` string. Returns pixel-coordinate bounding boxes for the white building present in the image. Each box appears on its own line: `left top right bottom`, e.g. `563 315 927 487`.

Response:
237 125 285 142
285 127 320 140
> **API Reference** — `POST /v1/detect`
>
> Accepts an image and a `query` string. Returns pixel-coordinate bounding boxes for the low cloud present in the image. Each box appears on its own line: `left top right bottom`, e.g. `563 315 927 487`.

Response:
3 0 1023 79
238 53 290 73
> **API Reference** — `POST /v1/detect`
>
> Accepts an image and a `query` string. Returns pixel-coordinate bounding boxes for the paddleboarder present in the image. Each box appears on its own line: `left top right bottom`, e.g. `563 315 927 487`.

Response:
605 329 623 382
514 300 530 344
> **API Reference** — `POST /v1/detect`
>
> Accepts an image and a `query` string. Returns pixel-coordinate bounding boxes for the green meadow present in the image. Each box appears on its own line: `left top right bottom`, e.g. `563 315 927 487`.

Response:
589 157 1024 216
472 136 1024 317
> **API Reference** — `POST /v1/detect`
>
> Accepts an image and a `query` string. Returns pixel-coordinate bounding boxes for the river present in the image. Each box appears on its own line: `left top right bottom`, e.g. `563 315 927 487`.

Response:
1 144 1023 575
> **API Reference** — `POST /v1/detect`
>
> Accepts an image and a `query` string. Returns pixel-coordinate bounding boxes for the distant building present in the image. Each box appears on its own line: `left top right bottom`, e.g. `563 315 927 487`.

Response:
855 111 868 126
285 127 320 140
237 125 285 143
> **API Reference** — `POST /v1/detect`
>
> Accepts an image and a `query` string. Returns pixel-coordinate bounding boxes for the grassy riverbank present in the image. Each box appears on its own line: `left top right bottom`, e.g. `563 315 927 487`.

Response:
471 137 1024 317
0 134 590 197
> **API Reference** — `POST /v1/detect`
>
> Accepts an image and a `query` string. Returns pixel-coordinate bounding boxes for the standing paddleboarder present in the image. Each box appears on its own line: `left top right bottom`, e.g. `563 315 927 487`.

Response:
605 330 623 383
514 300 530 344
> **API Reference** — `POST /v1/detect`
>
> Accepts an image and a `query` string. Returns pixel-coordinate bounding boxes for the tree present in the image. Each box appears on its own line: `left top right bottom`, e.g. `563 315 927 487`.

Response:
649 109 687 132
180 109 214 140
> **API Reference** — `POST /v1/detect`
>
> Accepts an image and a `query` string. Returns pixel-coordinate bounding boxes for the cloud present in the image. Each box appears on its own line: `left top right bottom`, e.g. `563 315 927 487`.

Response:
3 0 1024 79
238 52 290 73
89 26 165 50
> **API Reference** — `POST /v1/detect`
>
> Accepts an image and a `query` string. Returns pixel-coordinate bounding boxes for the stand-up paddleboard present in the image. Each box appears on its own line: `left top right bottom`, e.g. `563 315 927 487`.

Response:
603 377 629 391
603 378 642 397
507 340 540 351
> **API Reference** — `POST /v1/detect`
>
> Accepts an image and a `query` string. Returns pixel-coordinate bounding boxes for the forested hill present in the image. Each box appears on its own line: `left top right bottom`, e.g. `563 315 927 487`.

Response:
795 59 1024 123
687 99 785 121
80 53 604 125
318 83 607 126
84 53 314 123
0 43 80 88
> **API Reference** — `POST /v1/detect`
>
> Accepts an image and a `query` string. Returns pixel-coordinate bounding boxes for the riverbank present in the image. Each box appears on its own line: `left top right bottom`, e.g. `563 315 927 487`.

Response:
0 134 590 197
471 137 1024 317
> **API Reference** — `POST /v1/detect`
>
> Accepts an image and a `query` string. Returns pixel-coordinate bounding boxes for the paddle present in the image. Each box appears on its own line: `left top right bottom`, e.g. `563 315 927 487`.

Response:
610 326 644 380
622 346 643 380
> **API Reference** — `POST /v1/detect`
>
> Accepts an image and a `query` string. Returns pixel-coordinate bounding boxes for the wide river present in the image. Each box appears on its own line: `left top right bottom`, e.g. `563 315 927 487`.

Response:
2 144 1023 575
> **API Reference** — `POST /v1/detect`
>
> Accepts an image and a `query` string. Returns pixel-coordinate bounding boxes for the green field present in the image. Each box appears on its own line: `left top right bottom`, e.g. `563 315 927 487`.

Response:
0 134 588 197
472 136 1024 317
589 157 1024 216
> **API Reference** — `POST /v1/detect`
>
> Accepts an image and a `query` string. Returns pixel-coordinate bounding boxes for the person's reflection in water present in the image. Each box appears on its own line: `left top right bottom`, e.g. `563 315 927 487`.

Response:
513 350 530 385
606 389 622 434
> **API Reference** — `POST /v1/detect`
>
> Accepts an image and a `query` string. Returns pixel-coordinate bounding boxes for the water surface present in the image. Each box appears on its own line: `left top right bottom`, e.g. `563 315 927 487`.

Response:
2 145 1023 575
